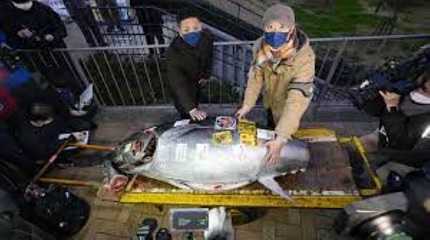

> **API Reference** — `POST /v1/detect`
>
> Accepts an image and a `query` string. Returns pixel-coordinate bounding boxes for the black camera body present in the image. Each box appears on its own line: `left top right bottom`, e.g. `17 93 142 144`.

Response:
349 46 430 116
335 168 430 240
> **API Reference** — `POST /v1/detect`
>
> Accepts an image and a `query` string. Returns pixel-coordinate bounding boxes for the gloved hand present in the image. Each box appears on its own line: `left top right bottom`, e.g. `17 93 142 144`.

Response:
189 108 207 121
235 105 252 119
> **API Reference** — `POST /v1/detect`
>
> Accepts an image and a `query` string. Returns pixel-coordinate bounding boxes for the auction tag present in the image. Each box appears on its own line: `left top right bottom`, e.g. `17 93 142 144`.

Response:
257 129 275 140
212 131 233 145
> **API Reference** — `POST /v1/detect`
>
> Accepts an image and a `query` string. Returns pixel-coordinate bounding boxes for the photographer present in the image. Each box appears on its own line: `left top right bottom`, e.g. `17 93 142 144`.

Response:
0 0 67 49
361 70 430 180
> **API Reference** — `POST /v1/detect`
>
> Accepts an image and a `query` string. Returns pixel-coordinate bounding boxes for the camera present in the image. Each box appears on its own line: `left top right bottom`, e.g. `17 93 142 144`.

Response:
335 163 430 240
348 45 430 116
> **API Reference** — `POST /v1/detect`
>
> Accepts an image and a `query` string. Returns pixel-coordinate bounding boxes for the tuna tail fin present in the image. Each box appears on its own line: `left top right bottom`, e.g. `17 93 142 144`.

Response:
258 177 293 201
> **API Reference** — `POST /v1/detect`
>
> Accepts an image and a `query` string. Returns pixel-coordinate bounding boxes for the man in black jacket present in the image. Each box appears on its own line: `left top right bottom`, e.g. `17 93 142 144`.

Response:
0 1 83 93
361 70 430 182
0 0 67 49
166 14 214 121
378 70 430 152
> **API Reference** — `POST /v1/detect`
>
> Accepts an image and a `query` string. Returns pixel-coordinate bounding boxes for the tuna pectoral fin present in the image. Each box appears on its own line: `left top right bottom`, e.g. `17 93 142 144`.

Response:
258 177 293 201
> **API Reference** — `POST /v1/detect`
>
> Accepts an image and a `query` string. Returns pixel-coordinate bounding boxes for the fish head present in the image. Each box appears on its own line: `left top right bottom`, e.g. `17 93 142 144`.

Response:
111 130 158 173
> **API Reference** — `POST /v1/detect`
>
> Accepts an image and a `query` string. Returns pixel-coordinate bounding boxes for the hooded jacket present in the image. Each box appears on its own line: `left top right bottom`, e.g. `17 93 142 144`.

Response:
243 29 315 140
166 31 214 115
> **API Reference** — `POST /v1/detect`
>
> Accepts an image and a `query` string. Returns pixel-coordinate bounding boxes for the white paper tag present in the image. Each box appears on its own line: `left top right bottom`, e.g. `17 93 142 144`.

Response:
257 129 275 140
58 131 90 150
175 143 188 162
195 143 210 161
174 119 191 127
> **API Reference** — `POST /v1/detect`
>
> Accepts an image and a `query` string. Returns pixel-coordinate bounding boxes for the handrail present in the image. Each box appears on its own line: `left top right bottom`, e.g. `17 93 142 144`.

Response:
16 33 429 107
17 33 429 52
89 5 261 38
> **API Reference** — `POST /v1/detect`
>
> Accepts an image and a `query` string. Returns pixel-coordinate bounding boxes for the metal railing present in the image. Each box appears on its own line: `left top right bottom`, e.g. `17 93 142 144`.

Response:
72 4 261 47
17 34 430 109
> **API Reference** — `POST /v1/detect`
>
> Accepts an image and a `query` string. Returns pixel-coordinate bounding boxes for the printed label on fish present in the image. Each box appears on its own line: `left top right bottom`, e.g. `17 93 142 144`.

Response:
212 131 233 145
175 143 188 162
257 129 275 140
195 144 210 161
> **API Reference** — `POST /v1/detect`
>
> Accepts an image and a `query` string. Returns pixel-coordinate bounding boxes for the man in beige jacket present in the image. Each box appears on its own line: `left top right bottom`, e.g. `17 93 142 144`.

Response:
236 4 315 164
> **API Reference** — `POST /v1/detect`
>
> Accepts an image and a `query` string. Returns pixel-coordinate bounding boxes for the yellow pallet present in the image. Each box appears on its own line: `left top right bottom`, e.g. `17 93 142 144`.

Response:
120 192 361 208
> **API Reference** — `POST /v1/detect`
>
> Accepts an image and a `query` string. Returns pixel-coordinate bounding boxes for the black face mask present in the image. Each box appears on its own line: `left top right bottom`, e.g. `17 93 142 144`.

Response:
28 103 54 120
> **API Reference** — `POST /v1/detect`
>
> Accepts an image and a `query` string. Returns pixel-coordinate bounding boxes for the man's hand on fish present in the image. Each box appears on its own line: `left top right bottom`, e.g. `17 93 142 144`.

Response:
235 105 252 119
189 108 207 121
265 137 286 165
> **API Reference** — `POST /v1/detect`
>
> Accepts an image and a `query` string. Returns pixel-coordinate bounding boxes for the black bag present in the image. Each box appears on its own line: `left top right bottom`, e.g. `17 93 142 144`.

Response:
1 189 56 240
23 185 90 237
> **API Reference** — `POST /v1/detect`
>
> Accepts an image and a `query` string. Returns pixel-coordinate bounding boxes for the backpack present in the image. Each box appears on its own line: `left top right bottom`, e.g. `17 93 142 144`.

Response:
23 185 90 237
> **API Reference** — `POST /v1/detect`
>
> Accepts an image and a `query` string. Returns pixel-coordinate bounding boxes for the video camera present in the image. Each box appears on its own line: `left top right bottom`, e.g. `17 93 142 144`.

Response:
349 45 430 116
335 162 430 240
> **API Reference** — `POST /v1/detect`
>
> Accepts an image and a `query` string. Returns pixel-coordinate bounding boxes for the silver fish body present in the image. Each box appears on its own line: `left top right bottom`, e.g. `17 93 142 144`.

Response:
110 124 310 197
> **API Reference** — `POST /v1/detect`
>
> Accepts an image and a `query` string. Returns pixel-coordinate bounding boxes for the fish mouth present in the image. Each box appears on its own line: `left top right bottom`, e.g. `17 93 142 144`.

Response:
112 131 159 172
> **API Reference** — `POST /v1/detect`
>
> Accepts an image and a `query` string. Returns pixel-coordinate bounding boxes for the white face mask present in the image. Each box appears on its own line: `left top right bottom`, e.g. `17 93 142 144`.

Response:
410 90 430 105
12 1 33 11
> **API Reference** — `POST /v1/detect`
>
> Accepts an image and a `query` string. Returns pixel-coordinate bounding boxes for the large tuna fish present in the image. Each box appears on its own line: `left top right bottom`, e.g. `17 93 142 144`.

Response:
108 121 310 199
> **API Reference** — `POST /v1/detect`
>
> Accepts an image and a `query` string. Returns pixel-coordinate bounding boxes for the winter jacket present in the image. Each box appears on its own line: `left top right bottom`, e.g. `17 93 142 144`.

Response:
243 29 315 140
379 110 430 150
166 31 214 115
0 122 34 174
0 1 67 49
